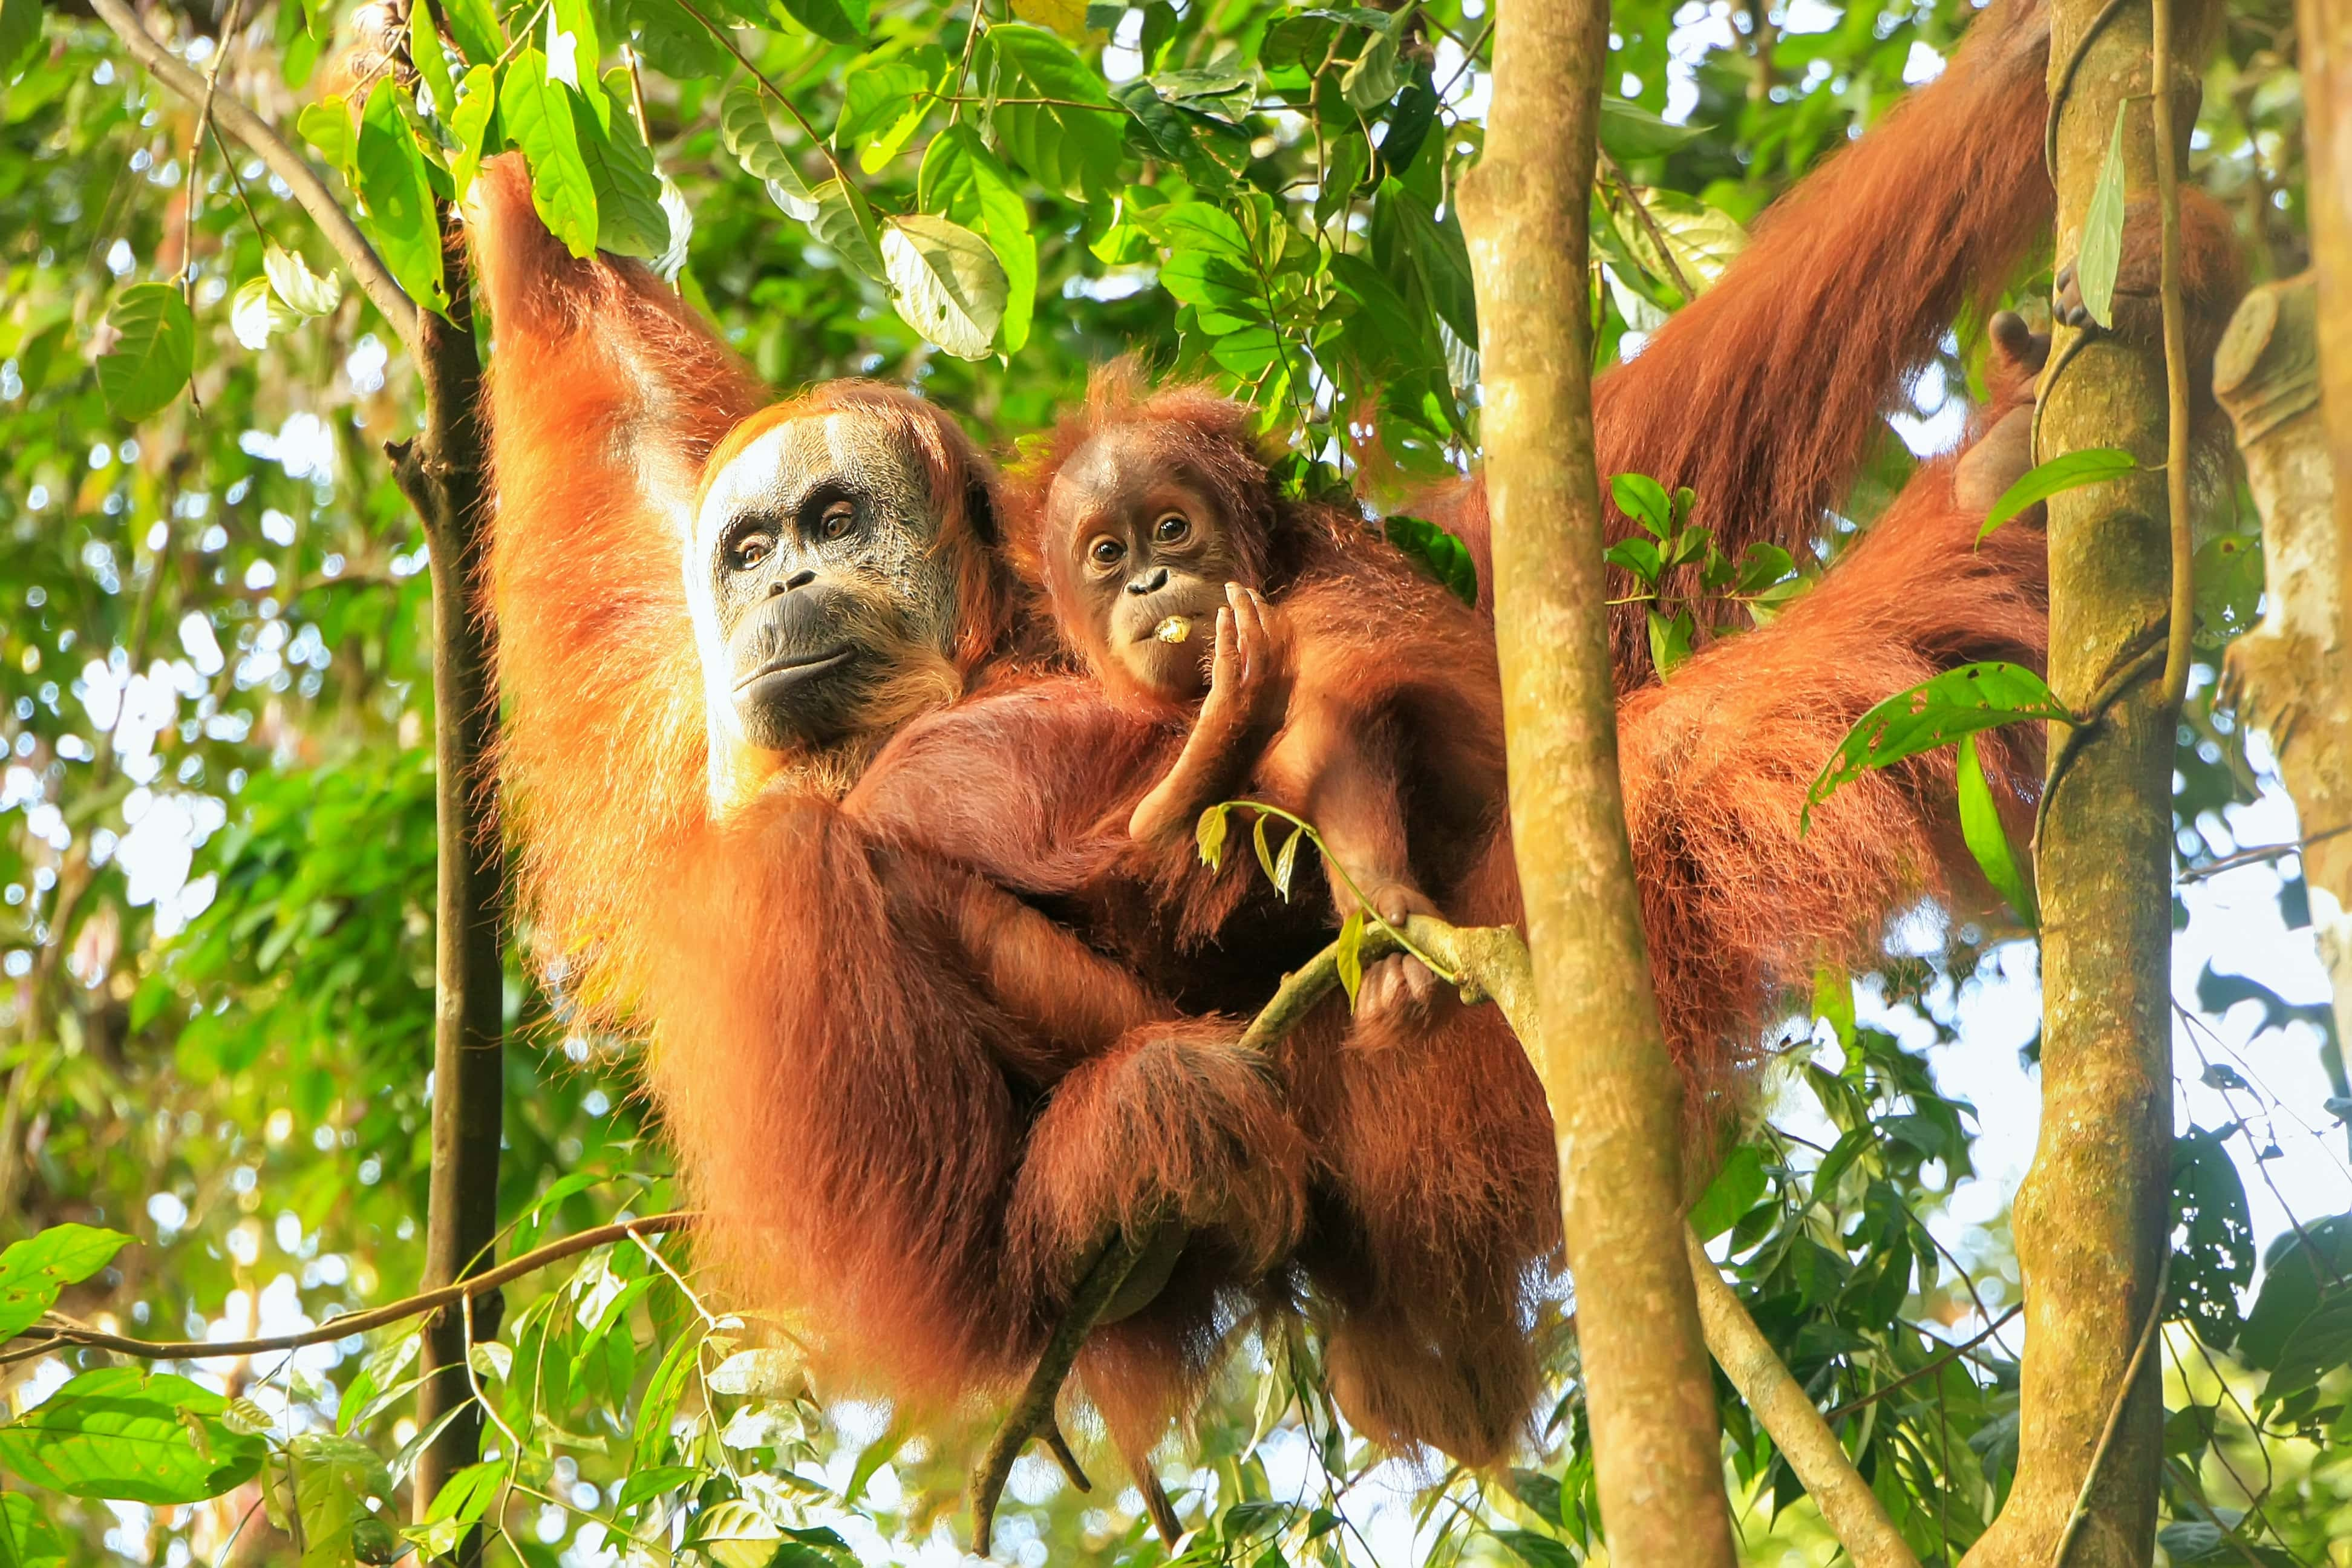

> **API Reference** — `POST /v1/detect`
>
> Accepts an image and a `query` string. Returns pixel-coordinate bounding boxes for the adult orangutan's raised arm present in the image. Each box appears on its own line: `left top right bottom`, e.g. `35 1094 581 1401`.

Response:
466 155 766 1021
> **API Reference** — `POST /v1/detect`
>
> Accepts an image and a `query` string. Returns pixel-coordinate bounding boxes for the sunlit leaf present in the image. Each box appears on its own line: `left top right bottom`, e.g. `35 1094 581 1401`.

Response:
882 214 1007 359
978 24 1124 200
263 245 343 316
920 126 1035 351
720 81 818 220
2075 101 2129 329
1979 447 2137 540
439 0 503 65
808 178 886 281
1334 907 1365 1011
1957 733 2036 927
501 49 599 260
1195 803 1231 870
578 82 670 259
231 276 299 350
1010 0 1088 35
447 66 497 200
296 96 355 179
1803 662 2075 831
0 1369 264 1504
777 0 869 45
96 283 194 421
0 1225 132 1340
356 80 449 312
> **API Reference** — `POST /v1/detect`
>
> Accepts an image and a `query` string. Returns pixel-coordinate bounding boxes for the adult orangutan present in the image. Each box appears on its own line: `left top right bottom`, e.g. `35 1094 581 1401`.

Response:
468 0 2242 1510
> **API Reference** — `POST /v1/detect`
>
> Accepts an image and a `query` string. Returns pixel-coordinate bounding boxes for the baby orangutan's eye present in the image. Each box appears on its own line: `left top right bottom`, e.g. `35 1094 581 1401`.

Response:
1152 512 1190 544
1088 536 1125 568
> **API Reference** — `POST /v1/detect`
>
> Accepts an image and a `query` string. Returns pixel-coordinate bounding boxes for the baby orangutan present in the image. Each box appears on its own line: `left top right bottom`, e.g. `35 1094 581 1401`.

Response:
1024 405 1483 1013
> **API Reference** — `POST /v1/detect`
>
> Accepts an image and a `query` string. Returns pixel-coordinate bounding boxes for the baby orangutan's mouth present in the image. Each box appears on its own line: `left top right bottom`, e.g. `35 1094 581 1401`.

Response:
1152 615 1194 645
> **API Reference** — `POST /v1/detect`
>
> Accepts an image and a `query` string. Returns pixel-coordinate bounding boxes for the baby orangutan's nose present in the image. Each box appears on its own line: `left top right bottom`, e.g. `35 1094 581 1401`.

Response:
1126 566 1170 596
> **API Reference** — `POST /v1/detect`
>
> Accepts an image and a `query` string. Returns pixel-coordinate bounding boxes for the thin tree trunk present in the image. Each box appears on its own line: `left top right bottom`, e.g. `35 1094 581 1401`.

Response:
1455 1 1736 1559
1961 2 2209 1561
396 224 507 1563
2212 0 2351 1060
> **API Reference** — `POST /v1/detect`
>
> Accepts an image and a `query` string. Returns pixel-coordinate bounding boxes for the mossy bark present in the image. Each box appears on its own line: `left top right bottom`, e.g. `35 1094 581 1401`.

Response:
1455 1 1734 1558
1959 2 2212 1562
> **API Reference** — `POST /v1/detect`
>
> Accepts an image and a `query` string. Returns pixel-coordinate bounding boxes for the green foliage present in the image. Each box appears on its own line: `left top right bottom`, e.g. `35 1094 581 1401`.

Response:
2076 100 2131 330
1805 662 2076 831
1978 446 2138 540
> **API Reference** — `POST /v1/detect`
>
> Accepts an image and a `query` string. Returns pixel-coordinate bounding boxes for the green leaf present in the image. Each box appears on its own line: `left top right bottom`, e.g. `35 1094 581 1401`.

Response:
0 0 43 84
1252 812 1280 890
689 1499 783 1568
501 50 599 260
630 0 728 77
1646 607 1693 678
1341 22 1400 111
615 1464 699 1509
96 283 195 421
0 1495 65 1568
1957 733 2037 928
1011 0 1088 37
882 214 1007 359
577 85 670 258
1195 803 1231 870
1687 1145 1766 1242
778 0 869 45
721 80 818 220
1494 1529 1577 1568
296 97 355 179
837 48 946 172
2193 532 2264 644
1615 186 1748 297
409 4 457 125
356 80 448 311
550 0 603 85
1383 514 1478 606
1610 472 1673 538
0 1225 132 1340
1271 825 1304 899
440 0 504 65
1598 95 1707 160
1803 662 2077 831
269 1434 394 1568
1979 448 2137 540
808 178 886 282
1154 201 1263 333
978 24 1124 199
447 66 497 200
2076 100 2129 330
2240 1214 2352 1371
0 1369 265 1504
2169 1126 2253 1352
1334 906 1366 1011
920 125 1035 351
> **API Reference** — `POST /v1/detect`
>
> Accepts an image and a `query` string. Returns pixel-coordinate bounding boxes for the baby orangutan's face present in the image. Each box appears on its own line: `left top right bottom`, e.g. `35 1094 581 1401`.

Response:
1046 426 1249 702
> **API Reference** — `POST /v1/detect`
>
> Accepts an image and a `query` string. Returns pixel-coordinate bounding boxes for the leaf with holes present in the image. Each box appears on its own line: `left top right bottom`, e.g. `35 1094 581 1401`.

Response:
2075 101 2128 329
882 214 1006 359
96 284 194 422
1958 733 2037 928
356 80 448 312
1804 662 2076 831
0 1226 131 1341
1979 448 2137 540
2194 532 2264 645
2169 1126 2253 1351
919 125 1034 351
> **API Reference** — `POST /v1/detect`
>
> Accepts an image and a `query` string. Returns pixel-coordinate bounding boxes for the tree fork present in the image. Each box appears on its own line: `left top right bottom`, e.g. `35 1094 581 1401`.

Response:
1961 1 2218 1561
1455 0 1735 1557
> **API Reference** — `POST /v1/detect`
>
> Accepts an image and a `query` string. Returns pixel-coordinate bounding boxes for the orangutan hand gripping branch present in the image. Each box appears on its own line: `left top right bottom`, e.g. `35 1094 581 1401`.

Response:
466 0 2251 1523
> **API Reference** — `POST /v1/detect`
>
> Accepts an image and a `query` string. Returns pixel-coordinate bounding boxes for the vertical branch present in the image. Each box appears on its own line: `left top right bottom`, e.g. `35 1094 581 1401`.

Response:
393 209 507 1563
1960 2 2213 1563
1455 0 1736 1561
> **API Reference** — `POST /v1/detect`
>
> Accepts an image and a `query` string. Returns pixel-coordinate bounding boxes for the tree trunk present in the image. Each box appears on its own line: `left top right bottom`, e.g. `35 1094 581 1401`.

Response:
2213 0 2352 1063
396 222 508 1563
1455 1 1736 1560
1961 4 2209 1563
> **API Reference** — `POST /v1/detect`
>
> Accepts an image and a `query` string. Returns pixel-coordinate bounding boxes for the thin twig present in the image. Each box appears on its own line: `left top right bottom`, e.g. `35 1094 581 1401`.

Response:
88 0 421 356
2049 1255 2172 1567
966 1230 1155 1555
3 1214 694 1364
2151 0 2195 708
1823 1305 2025 1420
1600 149 1697 302
2176 823 2352 883
180 0 248 301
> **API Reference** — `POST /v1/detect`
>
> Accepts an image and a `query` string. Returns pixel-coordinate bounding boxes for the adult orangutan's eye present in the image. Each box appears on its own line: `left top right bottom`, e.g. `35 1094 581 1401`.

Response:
1088 536 1125 568
820 502 857 541
1152 512 1190 544
728 528 776 571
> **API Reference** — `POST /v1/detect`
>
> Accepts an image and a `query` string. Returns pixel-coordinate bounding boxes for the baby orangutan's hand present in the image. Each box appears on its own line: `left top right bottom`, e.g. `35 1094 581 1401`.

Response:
1197 582 1292 745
